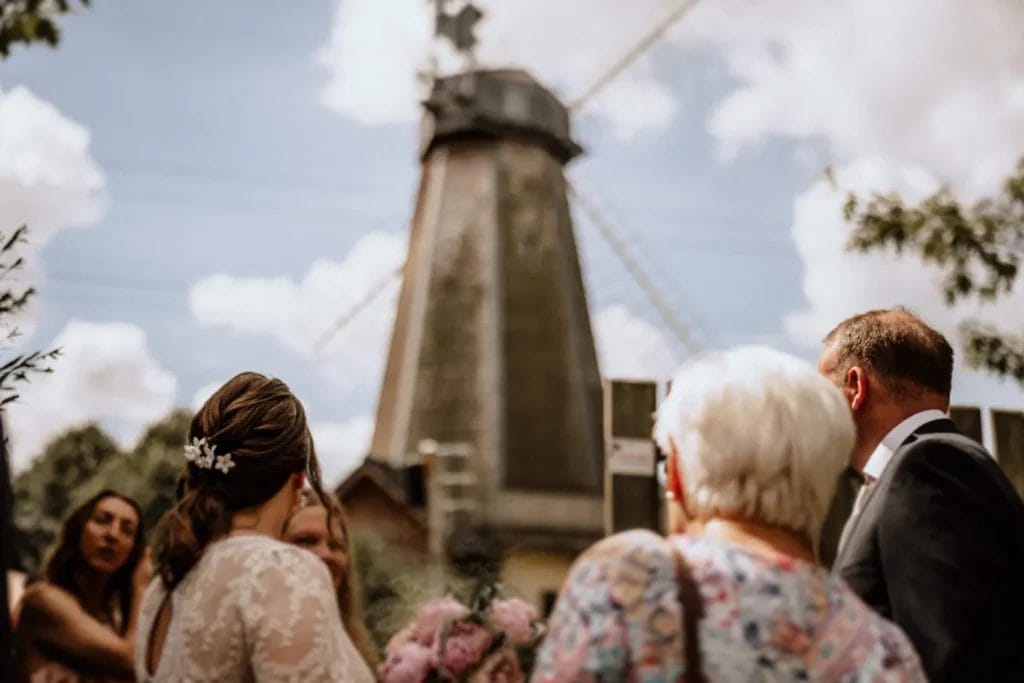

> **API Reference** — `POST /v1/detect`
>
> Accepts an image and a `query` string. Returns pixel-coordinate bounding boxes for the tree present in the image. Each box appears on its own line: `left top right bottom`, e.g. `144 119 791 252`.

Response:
11 424 121 574
0 0 90 57
842 158 1024 385
0 227 61 408
74 410 188 532
351 533 424 650
121 409 189 532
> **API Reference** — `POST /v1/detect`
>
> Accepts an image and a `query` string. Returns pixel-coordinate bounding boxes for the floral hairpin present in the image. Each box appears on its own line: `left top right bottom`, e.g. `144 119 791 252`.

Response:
184 436 236 474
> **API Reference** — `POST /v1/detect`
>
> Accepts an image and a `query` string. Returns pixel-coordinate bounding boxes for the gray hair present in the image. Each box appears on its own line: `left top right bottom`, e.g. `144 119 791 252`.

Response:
654 346 854 544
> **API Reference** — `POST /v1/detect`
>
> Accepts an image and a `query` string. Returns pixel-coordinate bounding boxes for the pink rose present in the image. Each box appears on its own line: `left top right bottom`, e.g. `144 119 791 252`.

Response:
487 599 539 646
468 644 525 683
386 625 416 652
412 597 472 646
438 620 494 679
379 641 434 683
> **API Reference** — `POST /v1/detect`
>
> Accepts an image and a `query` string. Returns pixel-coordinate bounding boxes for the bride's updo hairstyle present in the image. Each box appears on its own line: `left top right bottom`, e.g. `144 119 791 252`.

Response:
153 371 332 590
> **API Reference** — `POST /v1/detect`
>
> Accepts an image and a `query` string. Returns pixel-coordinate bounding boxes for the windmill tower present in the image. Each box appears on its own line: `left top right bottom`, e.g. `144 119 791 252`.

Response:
360 1 606 598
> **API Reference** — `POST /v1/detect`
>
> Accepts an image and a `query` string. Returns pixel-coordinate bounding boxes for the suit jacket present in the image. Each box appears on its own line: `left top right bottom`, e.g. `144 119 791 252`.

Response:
819 466 863 569
835 418 1024 682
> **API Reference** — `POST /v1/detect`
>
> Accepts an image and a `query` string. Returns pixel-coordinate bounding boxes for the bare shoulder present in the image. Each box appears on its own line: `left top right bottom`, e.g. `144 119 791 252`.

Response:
18 582 79 625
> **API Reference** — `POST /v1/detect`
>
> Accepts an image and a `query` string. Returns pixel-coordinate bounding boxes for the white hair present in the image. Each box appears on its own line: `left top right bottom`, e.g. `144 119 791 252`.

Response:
653 345 854 544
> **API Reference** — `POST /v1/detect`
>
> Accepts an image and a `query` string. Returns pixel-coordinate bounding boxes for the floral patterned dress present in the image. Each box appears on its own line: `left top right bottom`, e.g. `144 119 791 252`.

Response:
532 530 926 682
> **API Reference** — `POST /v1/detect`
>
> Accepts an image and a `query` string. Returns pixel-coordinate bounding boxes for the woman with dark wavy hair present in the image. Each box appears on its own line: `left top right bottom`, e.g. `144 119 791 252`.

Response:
284 492 379 670
136 372 374 682
16 489 149 682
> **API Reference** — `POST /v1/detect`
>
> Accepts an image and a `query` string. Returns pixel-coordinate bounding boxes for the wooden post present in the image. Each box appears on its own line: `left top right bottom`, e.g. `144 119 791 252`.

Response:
420 439 478 557
603 380 659 535
949 405 984 444
992 410 1024 498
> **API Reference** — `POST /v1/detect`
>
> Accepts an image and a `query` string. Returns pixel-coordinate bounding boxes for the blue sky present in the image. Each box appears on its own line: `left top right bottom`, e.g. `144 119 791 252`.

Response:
2 0 1022 479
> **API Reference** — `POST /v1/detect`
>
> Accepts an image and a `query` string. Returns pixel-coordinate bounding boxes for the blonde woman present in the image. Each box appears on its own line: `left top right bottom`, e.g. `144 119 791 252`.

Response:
284 493 379 670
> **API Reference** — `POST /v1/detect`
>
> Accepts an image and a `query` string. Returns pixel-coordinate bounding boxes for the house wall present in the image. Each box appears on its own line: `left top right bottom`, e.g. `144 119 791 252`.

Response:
342 480 428 557
501 548 575 617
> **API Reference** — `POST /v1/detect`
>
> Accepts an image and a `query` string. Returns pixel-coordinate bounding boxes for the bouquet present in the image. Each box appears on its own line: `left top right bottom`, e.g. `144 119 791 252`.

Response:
379 584 545 683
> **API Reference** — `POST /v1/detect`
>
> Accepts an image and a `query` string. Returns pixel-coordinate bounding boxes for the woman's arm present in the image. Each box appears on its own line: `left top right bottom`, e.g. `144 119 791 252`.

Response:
18 583 135 679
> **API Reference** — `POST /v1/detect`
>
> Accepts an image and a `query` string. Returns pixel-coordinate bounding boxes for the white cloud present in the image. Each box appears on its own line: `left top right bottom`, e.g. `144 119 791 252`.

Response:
316 0 433 126
6 320 178 470
316 0 679 138
0 85 107 243
189 231 406 399
317 0 1024 157
594 304 679 381
190 381 222 411
0 85 107 336
784 158 947 344
689 0 1024 195
311 415 375 487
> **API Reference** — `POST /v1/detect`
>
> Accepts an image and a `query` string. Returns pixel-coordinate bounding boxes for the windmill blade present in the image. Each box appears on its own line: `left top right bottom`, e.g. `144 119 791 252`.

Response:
569 0 704 112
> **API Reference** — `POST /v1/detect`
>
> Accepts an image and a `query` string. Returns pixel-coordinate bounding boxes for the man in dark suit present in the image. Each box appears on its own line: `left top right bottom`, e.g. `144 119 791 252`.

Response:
820 308 1024 682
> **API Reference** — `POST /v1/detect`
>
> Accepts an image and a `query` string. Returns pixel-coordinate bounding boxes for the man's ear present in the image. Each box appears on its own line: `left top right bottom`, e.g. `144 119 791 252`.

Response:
667 438 685 503
847 366 869 412
666 438 690 534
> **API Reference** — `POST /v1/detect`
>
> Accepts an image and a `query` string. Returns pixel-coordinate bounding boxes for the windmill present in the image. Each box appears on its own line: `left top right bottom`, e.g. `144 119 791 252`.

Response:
334 0 705 609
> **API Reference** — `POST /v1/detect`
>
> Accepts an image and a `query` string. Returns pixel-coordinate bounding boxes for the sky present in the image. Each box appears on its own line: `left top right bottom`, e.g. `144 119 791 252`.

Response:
1 0 1023 483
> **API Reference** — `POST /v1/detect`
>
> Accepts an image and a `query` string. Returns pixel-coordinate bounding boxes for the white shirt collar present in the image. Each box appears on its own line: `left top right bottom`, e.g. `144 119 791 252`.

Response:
862 409 949 481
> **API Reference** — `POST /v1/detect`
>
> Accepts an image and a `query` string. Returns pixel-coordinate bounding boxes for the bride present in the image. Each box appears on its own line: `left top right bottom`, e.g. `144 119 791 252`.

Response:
136 372 374 682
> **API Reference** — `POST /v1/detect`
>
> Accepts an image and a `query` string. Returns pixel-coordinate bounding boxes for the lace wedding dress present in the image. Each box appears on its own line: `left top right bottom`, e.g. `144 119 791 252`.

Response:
135 534 375 682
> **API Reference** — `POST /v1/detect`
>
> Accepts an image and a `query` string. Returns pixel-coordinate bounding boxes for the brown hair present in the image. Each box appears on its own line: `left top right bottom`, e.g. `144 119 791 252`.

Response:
285 493 379 669
42 490 145 634
824 307 954 398
152 372 333 590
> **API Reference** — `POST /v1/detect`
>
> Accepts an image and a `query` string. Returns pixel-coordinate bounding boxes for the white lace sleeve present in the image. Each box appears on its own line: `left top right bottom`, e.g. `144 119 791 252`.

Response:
239 546 375 683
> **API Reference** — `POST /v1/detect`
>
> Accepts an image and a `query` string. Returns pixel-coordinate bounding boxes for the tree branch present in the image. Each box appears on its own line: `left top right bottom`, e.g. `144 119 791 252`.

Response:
843 158 1024 385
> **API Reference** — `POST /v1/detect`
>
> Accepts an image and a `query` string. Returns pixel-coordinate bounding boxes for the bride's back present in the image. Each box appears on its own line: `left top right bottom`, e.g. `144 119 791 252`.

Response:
136 534 368 682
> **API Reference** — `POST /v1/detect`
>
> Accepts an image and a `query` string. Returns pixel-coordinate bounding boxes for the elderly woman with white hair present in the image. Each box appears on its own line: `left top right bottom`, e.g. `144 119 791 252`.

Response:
532 346 926 682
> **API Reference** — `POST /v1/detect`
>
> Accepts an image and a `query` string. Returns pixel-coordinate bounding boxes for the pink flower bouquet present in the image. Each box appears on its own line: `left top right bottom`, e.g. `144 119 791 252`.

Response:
380 590 545 683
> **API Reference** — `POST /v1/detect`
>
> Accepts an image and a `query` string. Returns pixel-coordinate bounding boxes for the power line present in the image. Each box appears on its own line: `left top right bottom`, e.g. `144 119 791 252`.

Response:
104 160 395 196
568 0 704 111
567 179 704 357
48 269 184 293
